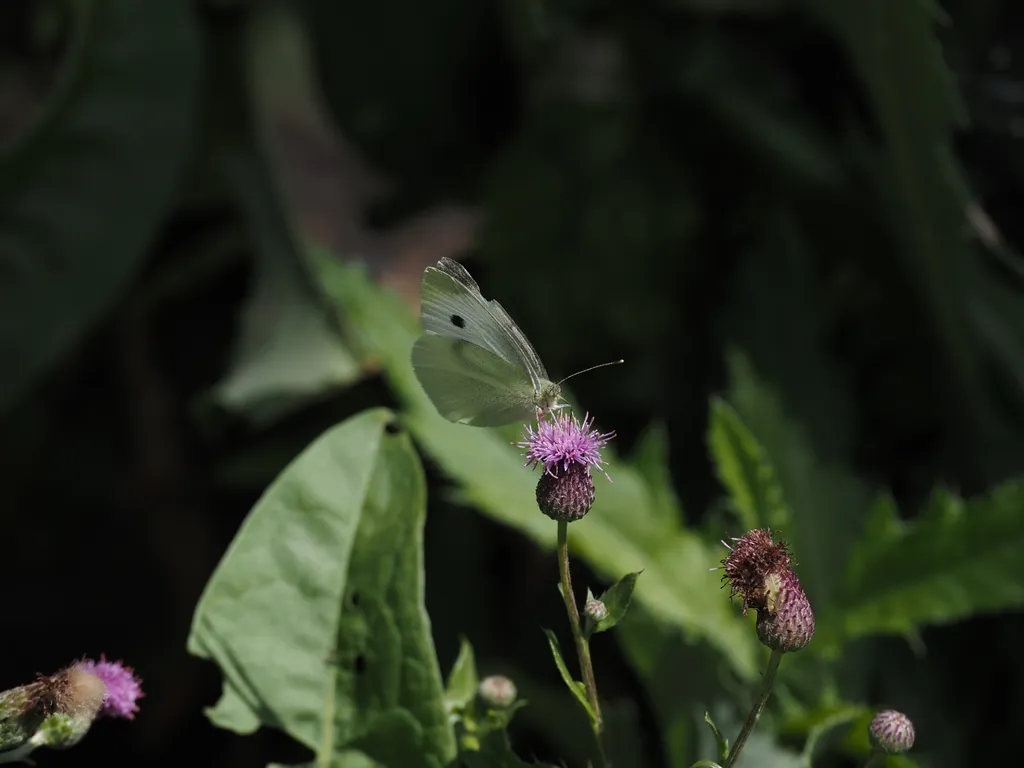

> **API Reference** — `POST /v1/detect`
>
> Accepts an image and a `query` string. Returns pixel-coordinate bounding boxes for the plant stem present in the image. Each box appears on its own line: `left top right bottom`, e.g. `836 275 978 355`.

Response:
863 755 883 768
724 648 783 768
557 520 607 765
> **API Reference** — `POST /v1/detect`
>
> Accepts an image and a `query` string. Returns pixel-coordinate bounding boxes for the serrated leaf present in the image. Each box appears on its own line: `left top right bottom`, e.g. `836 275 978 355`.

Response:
444 638 479 715
819 481 1024 650
313 250 759 680
590 571 641 634
0 0 200 412
542 629 594 724
187 409 456 766
708 397 787 532
725 348 873 609
704 710 729 762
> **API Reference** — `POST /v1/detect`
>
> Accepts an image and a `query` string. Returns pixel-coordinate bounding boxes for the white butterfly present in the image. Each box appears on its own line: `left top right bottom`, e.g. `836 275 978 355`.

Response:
410 258 564 427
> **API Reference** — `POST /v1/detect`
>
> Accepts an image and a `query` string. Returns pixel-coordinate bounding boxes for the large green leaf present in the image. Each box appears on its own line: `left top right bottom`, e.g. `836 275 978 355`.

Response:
0 0 200 411
312 249 759 680
188 409 456 767
817 481 1024 650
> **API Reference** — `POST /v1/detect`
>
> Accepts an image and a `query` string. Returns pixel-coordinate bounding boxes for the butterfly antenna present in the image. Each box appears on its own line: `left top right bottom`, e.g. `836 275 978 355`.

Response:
556 359 625 386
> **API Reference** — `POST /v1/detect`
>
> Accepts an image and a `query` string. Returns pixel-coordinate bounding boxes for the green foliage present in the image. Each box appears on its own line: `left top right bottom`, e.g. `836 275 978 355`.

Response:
703 711 729 763
821 482 1024 650
542 629 594 725
585 571 641 635
6 0 1024 765
0 0 200 412
188 409 455 767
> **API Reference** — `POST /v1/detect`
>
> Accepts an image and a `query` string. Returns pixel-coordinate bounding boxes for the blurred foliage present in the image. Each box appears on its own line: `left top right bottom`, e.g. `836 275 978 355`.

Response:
3 0 1024 766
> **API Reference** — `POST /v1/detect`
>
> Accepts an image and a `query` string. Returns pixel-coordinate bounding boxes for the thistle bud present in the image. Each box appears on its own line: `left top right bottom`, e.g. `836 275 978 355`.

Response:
535 463 594 522
477 676 517 709
869 709 915 754
519 412 615 524
754 568 815 653
33 666 109 750
584 596 608 623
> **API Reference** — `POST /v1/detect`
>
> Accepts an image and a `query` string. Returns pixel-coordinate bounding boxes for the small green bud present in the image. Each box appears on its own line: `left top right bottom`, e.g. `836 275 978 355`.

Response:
477 676 517 709
584 596 608 623
869 709 915 754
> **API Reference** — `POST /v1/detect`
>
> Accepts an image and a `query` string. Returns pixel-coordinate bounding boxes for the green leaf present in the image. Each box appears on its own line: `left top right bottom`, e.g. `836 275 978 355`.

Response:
444 638 479 715
818 481 1024 650
187 408 456 766
542 629 594 724
725 348 874 609
212 144 362 425
0 0 201 412
590 571 641 634
210 9 362 426
313 250 759 680
707 397 787 532
703 711 729 762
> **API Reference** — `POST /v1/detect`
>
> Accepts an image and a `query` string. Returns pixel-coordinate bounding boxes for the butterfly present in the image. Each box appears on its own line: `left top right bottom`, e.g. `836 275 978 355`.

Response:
410 257 565 427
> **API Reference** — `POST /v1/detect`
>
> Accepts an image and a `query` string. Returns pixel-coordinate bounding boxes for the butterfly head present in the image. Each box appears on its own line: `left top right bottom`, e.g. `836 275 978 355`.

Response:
536 382 564 420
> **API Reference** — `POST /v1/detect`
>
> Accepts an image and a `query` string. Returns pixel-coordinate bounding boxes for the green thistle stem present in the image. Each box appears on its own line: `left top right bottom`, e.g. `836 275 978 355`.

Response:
724 648 783 768
863 755 884 768
557 520 607 767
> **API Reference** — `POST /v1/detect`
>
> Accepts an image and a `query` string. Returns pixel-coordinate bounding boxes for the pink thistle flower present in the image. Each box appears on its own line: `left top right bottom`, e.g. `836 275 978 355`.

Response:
75 656 143 720
519 412 615 522
519 412 614 480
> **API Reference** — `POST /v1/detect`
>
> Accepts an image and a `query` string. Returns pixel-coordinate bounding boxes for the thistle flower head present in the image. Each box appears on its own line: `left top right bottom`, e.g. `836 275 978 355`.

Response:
477 675 518 709
0 660 121 760
720 528 793 614
519 411 614 522
74 656 143 720
869 709 915 754
720 528 814 653
520 411 614 478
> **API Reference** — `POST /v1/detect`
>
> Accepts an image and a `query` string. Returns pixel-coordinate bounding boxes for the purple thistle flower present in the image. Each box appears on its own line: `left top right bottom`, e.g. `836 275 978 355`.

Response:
519 412 614 480
519 412 615 522
75 656 143 721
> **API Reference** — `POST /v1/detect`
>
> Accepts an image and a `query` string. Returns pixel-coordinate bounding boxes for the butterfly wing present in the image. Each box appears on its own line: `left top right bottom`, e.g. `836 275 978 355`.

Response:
420 258 551 389
411 333 539 426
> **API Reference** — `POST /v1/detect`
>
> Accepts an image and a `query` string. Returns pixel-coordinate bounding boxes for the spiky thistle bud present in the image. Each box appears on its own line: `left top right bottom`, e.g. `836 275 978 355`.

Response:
584 596 609 623
720 528 814 653
754 568 815 652
477 676 517 709
519 412 614 523
869 709 915 754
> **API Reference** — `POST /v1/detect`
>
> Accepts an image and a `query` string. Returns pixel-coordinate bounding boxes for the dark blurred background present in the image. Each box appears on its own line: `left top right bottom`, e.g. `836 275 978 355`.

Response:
2 0 1024 765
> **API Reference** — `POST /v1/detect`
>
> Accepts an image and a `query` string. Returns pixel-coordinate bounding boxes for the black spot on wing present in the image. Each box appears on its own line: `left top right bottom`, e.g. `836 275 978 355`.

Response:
451 314 466 328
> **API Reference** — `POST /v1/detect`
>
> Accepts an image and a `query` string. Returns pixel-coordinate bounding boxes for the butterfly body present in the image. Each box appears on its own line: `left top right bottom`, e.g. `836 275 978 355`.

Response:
411 258 561 427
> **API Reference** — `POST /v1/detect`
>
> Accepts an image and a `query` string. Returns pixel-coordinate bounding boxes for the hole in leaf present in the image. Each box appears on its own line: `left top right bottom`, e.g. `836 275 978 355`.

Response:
450 314 466 328
384 420 401 435
348 590 361 608
353 654 367 675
